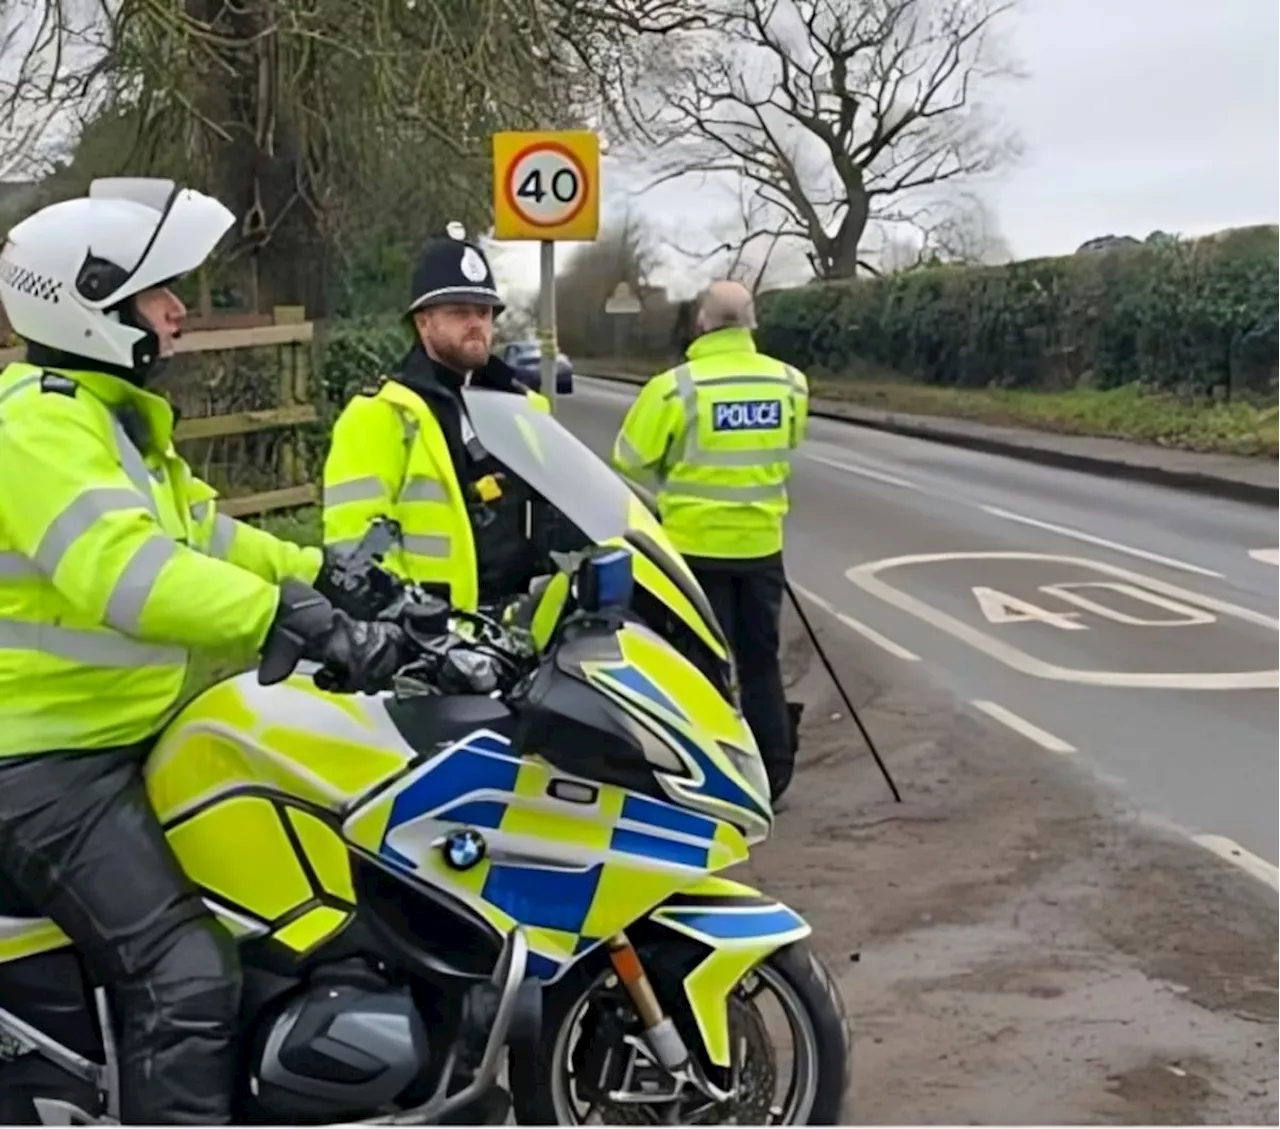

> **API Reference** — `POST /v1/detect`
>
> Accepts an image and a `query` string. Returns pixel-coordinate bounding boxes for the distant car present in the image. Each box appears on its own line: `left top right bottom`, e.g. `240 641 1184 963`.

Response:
500 340 573 395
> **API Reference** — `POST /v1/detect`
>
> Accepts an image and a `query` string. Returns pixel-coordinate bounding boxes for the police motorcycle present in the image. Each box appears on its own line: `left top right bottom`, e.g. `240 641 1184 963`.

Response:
0 390 851 1126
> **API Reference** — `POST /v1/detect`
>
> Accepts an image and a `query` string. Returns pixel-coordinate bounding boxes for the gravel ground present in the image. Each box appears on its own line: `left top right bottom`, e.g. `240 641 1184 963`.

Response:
738 601 1278 1125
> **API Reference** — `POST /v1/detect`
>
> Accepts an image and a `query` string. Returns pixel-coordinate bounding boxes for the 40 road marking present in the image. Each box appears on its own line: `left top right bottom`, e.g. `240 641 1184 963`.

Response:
846 551 1279 690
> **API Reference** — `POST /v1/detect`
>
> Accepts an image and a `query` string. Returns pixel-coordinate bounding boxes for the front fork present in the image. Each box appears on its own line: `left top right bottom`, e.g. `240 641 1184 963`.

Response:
603 933 735 1106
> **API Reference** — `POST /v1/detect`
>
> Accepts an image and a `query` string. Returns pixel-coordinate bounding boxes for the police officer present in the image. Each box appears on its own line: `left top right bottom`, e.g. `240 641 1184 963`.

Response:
322 225 551 614
0 177 408 1124
611 280 809 806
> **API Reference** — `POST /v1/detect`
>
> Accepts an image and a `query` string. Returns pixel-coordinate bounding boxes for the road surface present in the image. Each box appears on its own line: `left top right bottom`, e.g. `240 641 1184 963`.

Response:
559 378 1280 880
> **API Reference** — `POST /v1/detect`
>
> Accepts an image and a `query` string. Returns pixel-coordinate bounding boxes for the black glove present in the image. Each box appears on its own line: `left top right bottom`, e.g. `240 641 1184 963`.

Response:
259 579 408 692
312 615 408 694
313 545 405 620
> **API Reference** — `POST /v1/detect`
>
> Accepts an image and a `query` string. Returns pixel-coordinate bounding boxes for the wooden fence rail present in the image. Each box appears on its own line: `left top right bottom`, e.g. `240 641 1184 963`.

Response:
0 308 318 519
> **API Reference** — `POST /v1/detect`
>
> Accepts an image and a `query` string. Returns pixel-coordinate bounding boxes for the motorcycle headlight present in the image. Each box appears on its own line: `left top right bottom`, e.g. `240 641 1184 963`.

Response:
719 741 772 812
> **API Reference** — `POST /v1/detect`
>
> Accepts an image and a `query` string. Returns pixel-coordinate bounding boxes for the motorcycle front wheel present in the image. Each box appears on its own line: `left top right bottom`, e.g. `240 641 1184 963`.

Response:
509 938 850 1126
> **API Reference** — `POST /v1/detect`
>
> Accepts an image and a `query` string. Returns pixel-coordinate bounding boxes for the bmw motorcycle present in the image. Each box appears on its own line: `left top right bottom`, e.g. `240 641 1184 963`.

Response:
0 390 851 1125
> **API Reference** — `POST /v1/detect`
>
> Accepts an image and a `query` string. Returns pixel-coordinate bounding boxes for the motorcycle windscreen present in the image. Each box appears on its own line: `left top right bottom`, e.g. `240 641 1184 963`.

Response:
461 388 729 662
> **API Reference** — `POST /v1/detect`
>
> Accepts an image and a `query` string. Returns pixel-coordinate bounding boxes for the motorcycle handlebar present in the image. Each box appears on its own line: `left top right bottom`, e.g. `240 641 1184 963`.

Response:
304 590 537 698
261 520 547 695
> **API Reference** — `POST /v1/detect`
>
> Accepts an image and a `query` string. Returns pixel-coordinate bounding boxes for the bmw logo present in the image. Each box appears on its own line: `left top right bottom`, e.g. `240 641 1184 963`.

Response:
442 828 486 871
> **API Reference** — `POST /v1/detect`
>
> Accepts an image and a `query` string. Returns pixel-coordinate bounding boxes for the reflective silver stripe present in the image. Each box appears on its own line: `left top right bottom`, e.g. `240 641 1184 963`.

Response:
662 481 787 503
0 551 39 577
684 447 792 469
32 487 150 574
400 477 446 503
0 618 186 667
109 416 159 514
614 434 646 467
0 375 41 409
209 513 236 558
401 533 451 557
324 477 386 506
104 535 176 634
190 501 212 523
698 374 796 391
325 537 362 555
665 364 800 468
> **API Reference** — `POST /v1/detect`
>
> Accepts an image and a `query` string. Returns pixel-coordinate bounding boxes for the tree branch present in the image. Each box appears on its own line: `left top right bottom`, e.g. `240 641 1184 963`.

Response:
640 0 1023 279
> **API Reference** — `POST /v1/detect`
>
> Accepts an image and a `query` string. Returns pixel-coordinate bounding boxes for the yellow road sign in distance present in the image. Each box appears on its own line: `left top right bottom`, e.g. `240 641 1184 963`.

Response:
492 130 601 242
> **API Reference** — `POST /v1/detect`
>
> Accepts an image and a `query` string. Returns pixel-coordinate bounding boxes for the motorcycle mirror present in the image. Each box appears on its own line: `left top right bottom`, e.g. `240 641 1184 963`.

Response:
576 547 634 614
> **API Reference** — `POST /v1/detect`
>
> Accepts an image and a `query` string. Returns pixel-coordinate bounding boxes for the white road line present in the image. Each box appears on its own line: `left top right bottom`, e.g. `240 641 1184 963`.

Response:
970 699 1077 754
806 453 921 491
847 550 1279 689
790 582 921 662
980 505 1224 578
1191 834 1280 892
1248 548 1280 566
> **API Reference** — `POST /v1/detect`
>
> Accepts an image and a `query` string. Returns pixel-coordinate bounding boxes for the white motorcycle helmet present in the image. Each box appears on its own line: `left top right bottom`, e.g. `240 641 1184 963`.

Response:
0 177 234 382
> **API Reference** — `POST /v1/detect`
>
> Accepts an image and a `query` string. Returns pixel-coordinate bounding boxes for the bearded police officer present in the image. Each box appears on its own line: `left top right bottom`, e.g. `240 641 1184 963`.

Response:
322 225 552 615
611 280 810 806
0 178 408 1124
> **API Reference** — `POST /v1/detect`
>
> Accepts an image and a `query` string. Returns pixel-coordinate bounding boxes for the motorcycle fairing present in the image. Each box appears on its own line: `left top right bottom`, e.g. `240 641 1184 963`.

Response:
0 673 416 968
648 875 812 1069
459 387 729 664
576 621 771 835
342 725 752 983
338 618 771 983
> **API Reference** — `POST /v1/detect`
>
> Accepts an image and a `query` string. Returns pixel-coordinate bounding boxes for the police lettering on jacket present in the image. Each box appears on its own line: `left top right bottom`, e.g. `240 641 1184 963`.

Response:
712 399 783 432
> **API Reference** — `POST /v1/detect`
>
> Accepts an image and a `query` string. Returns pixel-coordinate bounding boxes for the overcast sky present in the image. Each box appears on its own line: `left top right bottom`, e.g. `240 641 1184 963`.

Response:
489 0 1280 301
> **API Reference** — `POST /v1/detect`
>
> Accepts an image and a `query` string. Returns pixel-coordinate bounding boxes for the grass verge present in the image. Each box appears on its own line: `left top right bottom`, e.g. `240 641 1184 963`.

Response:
814 380 1279 458
581 357 1278 458
253 506 322 546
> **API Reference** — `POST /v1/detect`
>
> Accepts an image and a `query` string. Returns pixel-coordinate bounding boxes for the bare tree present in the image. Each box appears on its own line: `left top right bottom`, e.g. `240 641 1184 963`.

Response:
924 193 1011 264
665 178 812 294
868 191 1012 271
553 211 674 355
644 0 1023 280
0 0 705 313
0 0 103 182
545 0 712 136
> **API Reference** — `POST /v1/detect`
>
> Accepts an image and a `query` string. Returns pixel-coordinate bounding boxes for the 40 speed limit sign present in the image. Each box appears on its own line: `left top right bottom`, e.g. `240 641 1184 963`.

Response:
492 130 600 242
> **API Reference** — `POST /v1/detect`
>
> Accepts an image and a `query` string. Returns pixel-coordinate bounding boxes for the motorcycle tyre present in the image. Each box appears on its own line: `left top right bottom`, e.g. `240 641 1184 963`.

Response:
509 938 850 1126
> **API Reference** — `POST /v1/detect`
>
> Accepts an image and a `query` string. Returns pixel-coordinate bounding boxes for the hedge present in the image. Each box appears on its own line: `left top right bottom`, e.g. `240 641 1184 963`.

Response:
319 315 413 405
756 226 1279 400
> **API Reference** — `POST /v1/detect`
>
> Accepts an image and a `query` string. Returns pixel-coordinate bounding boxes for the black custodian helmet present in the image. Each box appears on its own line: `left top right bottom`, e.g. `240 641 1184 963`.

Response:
408 222 505 315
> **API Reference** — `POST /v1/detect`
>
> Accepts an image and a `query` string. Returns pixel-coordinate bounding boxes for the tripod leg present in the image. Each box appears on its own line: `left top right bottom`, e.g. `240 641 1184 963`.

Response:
786 580 903 803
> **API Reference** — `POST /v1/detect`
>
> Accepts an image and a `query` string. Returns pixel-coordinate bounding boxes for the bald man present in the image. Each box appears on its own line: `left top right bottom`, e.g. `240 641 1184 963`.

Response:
611 280 810 807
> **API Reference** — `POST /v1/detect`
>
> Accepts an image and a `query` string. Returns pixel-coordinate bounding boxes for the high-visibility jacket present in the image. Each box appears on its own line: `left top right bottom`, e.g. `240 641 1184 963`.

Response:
0 362 322 758
611 327 809 559
321 376 548 611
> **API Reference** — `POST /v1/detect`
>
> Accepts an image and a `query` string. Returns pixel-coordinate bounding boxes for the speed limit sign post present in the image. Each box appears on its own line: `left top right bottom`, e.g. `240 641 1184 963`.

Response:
493 130 601 412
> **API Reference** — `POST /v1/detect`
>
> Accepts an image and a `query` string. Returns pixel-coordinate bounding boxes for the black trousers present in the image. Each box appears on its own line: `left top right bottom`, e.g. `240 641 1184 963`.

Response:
690 559 796 800
0 742 241 1124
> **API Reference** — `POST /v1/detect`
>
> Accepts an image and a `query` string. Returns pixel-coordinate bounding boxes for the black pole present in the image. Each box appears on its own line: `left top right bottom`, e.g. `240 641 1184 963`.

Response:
786 580 902 803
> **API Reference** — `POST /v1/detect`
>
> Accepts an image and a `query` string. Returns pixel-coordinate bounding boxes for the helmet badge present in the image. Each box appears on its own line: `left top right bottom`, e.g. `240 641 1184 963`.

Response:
460 247 488 283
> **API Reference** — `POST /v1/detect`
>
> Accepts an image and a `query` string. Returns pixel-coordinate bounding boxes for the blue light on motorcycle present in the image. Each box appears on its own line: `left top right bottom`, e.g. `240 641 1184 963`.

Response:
579 548 634 613
442 828 487 871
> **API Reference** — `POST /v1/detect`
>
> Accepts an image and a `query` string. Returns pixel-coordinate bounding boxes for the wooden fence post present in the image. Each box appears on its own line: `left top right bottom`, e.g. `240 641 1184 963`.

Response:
273 305 307 486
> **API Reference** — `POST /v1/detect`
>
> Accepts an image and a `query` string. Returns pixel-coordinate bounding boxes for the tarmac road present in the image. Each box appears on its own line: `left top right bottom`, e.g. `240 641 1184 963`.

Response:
557 378 1280 881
